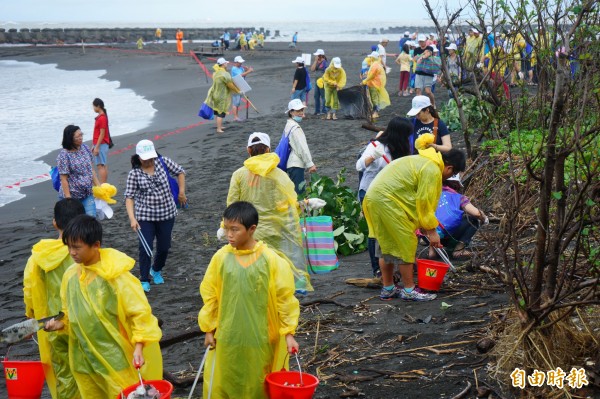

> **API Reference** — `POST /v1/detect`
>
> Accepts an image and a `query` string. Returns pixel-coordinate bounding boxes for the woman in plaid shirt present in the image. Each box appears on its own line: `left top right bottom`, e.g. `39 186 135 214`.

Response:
125 140 187 293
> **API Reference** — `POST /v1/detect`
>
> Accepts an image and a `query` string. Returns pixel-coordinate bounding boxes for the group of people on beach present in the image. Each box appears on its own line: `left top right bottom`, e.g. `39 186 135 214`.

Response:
19 32 504 398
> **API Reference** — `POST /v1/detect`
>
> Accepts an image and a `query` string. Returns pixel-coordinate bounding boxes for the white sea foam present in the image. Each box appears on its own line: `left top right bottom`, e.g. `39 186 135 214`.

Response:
0 60 156 207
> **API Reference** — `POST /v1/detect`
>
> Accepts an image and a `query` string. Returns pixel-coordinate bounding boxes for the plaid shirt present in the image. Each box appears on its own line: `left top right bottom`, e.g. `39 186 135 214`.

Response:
124 156 185 221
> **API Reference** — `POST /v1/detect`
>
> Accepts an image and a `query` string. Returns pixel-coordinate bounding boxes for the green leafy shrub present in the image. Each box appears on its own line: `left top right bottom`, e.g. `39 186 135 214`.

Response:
306 169 368 256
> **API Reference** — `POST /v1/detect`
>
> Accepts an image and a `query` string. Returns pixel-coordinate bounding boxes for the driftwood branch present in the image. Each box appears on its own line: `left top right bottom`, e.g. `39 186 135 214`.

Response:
300 298 352 308
160 330 203 349
450 381 472 399
163 370 197 387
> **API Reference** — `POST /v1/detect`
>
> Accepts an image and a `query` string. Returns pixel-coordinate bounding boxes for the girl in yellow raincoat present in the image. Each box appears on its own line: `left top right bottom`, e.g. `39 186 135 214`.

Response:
204 58 240 133
363 137 466 301
362 52 391 119
199 201 300 399
322 57 346 120
23 199 85 399
44 215 163 398
226 132 313 292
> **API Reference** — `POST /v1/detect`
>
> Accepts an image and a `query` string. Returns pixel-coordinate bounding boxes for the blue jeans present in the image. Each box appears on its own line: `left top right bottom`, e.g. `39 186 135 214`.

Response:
313 86 326 114
138 218 175 282
60 194 96 217
441 215 480 247
291 89 307 103
359 189 380 276
287 167 306 195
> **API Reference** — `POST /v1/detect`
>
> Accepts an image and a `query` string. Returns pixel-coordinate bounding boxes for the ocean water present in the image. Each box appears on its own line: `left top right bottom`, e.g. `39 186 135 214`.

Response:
0 60 156 207
0 19 435 43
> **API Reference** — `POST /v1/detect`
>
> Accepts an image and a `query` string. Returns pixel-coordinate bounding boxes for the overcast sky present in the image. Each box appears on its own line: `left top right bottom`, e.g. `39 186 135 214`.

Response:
1 0 464 23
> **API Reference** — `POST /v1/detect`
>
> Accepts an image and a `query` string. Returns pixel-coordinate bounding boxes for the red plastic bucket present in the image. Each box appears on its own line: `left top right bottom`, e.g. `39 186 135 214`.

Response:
417 259 450 291
266 370 319 399
118 380 173 399
2 360 45 399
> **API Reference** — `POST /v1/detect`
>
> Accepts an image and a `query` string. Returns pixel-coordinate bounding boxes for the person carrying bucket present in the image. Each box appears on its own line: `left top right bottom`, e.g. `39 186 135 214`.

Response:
44 215 163 398
198 201 300 398
362 133 466 301
23 198 85 399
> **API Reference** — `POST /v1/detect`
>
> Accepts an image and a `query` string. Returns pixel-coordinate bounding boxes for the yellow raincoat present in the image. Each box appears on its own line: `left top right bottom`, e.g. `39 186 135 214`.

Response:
362 60 391 111
227 152 312 291
198 241 299 399
239 32 247 47
59 248 162 398
205 65 240 114
465 34 483 67
322 64 347 111
23 239 79 399
363 148 443 263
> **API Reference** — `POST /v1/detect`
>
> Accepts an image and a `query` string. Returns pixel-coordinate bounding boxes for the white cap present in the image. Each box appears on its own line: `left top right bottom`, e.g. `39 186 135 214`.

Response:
233 55 245 63
407 41 416 47
447 173 463 187
247 132 270 148
216 57 228 65
292 56 305 64
404 31 410 36
471 28 479 34
136 139 158 160
313 49 325 56
486 26 492 34
380 38 389 43
418 34 427 42
368 51 380 59
407 95 432 116
432 46 439 53
446 43 458 51
430 32 435 36
286 98 306 112
332 57 342 68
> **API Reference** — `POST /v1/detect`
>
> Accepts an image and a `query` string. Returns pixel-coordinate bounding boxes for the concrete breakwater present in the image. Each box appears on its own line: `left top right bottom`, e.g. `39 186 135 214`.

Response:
0 27 273 45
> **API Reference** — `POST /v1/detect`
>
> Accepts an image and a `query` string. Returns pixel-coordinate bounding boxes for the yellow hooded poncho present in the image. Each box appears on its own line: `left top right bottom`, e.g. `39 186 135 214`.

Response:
198 241 300 399
362 60 391 110
59 248 162 398
362 148 443 262
23 238 79 399
227 152 312 291
205 65 239 114
322 64 347 110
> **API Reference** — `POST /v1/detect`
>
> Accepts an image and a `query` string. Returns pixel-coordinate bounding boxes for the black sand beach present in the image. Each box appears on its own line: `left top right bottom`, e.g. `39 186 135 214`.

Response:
0 42 509 398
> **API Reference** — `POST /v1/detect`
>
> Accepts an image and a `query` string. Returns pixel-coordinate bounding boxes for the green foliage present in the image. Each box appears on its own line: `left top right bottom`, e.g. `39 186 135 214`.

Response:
306 169 368 256
438 94 492 133
480 121 599 186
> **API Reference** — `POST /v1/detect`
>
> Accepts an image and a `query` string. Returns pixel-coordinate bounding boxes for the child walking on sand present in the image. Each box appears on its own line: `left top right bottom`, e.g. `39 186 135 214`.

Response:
23 198 85 399
198 201 300 398
44 215 163 398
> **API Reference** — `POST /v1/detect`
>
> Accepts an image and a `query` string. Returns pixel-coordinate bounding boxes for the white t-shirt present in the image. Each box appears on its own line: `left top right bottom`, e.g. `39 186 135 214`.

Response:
377 44 387 67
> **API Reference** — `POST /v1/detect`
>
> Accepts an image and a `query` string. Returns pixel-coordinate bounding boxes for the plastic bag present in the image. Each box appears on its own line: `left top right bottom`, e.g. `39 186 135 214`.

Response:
198 103 214 120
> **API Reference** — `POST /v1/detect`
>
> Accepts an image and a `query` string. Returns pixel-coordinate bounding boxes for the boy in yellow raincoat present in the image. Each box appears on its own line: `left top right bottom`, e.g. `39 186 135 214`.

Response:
362 51 391 119
204 58 241 133
363 139 466 301
199 201 300 399
226 132 323 292
44 215 163 398
23 199 85 399
322 57 346 120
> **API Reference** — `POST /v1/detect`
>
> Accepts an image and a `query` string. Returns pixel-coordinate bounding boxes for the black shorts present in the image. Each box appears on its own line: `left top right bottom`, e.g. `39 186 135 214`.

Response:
214 111 226 118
